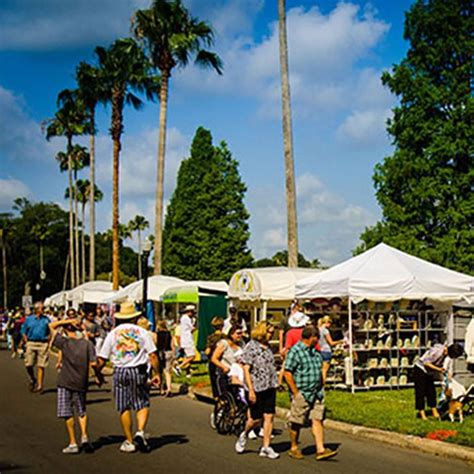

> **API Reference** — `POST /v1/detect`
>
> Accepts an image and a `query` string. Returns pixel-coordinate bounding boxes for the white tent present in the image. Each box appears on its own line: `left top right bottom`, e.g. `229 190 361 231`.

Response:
229 267 321 302
112 275 185 303
67 281 116 306
44 290 68 307
296 243 474 303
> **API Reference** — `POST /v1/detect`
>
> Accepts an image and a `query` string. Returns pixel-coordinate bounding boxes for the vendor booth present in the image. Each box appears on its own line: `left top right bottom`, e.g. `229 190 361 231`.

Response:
67 281 117 308
111 275 185 303
296 243 474 392
228 267 321 326
161 281 228 352
44 290 68 308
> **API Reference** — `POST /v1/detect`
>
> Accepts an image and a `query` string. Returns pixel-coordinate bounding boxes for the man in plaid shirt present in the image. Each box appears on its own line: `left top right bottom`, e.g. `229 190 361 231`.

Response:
284 325 338 461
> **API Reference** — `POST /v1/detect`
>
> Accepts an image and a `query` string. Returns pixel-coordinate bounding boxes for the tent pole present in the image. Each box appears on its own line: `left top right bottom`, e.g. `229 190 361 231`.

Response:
262 301 268 321
348 297 354 394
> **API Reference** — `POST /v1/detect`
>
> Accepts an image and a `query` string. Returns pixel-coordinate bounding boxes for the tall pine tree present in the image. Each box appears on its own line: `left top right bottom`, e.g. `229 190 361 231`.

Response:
163 127 253 280
357 0 473 274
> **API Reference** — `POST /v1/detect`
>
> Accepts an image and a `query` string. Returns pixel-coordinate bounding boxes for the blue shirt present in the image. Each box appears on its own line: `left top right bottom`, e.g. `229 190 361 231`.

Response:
21 315 50 342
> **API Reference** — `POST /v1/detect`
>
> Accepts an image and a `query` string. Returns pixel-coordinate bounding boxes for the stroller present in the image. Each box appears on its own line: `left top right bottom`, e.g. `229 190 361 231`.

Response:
438 373 472 422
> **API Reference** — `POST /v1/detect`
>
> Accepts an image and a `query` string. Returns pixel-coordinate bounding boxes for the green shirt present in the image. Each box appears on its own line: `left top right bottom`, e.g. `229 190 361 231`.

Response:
284 341 323 404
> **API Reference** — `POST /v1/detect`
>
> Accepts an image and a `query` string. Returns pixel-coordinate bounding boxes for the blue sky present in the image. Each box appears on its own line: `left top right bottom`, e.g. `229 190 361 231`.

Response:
0 0 415 265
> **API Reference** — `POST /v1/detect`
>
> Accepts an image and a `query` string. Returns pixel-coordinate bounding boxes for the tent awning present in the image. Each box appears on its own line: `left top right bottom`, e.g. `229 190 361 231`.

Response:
295 243 474 303
161 282 228 304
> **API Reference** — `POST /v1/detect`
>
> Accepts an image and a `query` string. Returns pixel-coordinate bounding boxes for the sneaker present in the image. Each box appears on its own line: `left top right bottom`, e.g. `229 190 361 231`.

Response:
258 428 274 439
134 431 151 453
315 448 338 461
172 366 182 376
120 440 136 453
248 430 257 440
235 431 247 454
81 437 94 454
259 446 280 459
210 412 216 430
62 444 79 454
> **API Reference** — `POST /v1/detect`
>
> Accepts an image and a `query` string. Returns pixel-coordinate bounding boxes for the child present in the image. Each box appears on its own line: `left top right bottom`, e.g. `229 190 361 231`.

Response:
49 317 103 454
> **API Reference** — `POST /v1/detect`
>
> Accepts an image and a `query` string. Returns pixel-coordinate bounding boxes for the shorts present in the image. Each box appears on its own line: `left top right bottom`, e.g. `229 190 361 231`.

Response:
289 392 325 425
158 350 174 371
25 341 49 368
57 387 87 418
320 351 332 362
113 365 150 413
182 346 196 358
248 388 276 421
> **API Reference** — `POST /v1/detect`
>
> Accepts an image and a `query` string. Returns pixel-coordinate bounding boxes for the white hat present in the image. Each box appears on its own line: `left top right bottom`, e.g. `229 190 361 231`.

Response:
181 304 196 313
288 311 310 328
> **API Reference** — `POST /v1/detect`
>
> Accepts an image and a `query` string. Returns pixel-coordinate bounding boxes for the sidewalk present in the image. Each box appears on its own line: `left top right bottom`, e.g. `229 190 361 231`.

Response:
183 383 474 464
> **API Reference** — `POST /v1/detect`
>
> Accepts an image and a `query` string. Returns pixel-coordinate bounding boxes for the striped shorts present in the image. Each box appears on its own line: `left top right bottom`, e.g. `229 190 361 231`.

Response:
113 365 150 413
57 387 87 418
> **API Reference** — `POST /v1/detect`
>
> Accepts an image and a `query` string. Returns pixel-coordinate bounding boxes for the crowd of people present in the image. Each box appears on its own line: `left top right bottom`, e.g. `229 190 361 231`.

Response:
1 297 466 460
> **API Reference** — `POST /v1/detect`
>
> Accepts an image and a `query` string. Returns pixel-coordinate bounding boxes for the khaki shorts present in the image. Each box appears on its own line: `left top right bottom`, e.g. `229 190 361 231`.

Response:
25 341 49 368
289 392 324 425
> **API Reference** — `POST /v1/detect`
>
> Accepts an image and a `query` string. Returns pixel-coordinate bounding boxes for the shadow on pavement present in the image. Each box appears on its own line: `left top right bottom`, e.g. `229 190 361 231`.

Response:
149 434 189 451
0 461 30 471
86 397 111 405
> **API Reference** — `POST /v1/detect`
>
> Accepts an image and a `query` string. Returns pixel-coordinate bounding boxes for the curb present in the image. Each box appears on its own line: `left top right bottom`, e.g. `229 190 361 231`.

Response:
184 384 474 465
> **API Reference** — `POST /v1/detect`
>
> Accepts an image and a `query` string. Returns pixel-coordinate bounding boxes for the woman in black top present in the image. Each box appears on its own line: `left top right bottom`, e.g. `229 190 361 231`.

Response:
156 320 175 396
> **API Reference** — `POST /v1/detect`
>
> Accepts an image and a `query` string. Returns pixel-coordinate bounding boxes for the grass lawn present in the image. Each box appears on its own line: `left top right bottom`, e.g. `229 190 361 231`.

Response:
178 363 473 448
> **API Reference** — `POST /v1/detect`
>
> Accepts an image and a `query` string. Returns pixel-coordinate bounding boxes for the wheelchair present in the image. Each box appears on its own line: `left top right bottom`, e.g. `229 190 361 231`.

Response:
213 384 248 435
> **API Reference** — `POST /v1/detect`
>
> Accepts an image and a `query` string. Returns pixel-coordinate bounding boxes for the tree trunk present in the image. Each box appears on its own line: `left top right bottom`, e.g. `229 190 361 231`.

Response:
278 0 299 268
111 87 124 290
138 229 142 280
1 230 7 308
81 202 86 284
89 112 96 282
74 169 80 286
154 70 170 275
67 137 75 288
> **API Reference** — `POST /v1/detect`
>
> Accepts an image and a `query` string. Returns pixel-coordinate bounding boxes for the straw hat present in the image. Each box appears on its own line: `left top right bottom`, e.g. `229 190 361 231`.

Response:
115 301 141 320
181 304 196 313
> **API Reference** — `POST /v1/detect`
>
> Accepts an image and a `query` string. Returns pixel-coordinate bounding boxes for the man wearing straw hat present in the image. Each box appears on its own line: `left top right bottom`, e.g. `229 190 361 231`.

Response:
98 301 160 453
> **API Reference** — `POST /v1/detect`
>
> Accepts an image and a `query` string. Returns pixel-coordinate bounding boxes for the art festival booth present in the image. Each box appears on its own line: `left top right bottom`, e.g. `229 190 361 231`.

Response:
67 281 118 309
161 281 229 352
228 267 322 328
44 290 68 308
295 243 474 392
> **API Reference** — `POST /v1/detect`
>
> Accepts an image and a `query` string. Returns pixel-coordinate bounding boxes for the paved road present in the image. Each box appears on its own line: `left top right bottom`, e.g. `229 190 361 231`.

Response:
0 349 472 474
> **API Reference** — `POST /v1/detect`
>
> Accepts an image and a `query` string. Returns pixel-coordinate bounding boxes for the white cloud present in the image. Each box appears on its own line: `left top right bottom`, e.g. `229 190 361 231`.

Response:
0 178 31 210
248 172 377 265
0 85 58 162
0 0 150 50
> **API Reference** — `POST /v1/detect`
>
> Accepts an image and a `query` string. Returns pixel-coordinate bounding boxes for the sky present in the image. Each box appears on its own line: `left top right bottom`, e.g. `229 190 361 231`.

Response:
0 0 415 266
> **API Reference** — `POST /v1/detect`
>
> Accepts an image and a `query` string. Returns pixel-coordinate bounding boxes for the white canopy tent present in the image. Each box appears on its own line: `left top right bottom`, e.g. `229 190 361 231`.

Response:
228 267 322 323
296 243 474 303
111 276 185 303
295 243 474 393
44 290 68 307
67 281 116 308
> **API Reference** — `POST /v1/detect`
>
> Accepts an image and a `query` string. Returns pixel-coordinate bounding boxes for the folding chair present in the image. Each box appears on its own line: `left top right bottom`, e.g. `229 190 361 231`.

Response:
462 384 474 416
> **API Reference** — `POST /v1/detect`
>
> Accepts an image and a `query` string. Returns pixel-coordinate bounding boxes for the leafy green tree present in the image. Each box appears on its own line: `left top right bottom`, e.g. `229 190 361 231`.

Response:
357 0 473 274
95 38 159 289
254 250 320 268
133 0 223 275
163 127 253 280
0 213 13 308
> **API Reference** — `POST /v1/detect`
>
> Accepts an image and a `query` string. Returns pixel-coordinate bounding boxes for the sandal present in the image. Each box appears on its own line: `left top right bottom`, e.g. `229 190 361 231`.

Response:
288 449 304 460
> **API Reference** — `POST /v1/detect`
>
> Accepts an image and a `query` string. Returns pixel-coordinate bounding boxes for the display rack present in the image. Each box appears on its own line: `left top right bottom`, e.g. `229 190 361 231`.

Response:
314 309 447 391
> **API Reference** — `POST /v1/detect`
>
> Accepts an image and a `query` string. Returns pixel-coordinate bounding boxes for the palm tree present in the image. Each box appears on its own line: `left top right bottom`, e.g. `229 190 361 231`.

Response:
66 179 103 283
133 0 223 275
45 91 91 288
76 62 107 282
277 0 298 267
56 144 90 286
128 215 149 279
30 223 52 290
95 38 158 290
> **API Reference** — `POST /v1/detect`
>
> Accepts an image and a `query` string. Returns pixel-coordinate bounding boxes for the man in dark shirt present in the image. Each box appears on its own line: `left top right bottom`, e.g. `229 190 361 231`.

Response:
49 317 103 454
21 301 50 392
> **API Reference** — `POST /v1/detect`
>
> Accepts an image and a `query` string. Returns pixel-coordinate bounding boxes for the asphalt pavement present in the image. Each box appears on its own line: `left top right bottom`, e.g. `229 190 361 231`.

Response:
0 348 472 474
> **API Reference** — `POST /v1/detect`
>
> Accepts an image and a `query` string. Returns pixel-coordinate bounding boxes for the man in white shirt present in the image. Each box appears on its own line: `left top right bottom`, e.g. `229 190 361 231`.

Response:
223 306 248 336
175 305 197 378
98 302 160 454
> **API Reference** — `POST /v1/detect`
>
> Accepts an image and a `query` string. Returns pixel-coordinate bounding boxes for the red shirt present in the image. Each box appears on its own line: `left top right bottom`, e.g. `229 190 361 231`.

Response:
285 327 321 351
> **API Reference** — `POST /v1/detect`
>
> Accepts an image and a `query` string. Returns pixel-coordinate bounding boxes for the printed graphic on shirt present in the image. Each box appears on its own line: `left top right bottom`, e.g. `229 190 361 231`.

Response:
114 328 142 361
